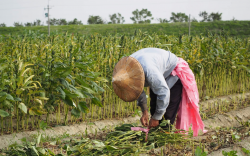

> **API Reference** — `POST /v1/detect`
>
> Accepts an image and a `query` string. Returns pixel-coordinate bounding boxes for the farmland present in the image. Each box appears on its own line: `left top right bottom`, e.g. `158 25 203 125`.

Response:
0 30 250 155
1 20 250 38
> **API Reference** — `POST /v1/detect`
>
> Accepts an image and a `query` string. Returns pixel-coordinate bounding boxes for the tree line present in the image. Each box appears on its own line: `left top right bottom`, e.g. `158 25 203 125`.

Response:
0 9 224 27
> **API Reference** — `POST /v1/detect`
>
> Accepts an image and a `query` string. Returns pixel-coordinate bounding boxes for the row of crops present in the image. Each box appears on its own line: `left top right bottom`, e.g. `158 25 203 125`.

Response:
0 30 249 135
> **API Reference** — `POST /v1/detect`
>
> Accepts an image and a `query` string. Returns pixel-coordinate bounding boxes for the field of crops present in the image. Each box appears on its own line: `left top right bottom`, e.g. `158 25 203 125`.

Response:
0 31 250 155
0 30 249 136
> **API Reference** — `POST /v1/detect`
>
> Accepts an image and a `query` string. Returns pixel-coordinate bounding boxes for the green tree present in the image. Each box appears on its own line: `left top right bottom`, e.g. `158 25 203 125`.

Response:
191 18 198 22
58 19 68 25
157 18 169 23
87 15 105 24
24 22 33 27
0 23 6 27
109 13 125 24
170 12 188 22
199 11 222 22
13 22 23 27
199 11 211 22
48 18 58 25
24 19 41 27
130 8 154 24
33 19 41 26
209 12 222 21
68 18 83 25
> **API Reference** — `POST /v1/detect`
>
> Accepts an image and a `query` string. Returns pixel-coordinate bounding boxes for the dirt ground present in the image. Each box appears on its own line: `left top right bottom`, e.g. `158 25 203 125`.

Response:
208 137 250 156
0 116 140 149
0 92 250 153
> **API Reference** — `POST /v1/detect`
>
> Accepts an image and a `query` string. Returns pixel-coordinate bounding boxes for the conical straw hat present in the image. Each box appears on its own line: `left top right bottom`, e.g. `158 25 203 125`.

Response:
112 56 145 102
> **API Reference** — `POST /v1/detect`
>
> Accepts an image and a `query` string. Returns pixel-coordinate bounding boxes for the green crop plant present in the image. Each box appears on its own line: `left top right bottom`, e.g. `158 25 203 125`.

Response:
0 30 249 134
0 32 107 134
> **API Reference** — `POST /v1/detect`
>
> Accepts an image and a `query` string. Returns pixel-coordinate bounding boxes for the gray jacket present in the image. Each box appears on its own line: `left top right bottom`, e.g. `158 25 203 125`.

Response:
130 48 179 120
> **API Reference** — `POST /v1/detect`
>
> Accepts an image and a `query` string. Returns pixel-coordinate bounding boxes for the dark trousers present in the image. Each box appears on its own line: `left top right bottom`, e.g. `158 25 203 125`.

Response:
150 79 182 125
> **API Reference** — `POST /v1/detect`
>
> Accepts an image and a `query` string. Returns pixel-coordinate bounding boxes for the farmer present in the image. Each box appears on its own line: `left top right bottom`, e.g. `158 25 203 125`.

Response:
112 48 206 136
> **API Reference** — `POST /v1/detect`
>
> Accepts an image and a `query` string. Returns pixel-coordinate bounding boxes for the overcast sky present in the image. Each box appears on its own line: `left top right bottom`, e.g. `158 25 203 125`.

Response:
0 0 249 26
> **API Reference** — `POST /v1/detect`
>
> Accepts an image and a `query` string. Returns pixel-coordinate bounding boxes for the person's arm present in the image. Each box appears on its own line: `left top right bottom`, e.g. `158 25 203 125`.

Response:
137 90 149 127
136 90 148 112
147 70 170 121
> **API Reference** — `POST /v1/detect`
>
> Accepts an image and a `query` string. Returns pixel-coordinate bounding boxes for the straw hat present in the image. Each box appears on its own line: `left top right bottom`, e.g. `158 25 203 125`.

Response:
112 56 145 102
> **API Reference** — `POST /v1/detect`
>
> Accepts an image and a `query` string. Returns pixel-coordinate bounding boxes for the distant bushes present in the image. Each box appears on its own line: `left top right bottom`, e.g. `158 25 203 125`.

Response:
0 21 249 38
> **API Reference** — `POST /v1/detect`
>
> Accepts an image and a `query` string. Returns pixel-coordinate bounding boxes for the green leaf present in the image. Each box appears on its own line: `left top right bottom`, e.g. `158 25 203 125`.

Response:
3 100 12 108
29 107 46 116
195 146 202 156
0 64 8 71
63 95 75 107
82 91 94 98
90 72 101 79
91 81 105 92
23 80 34 87
222 150 237 156
39 121 47 130
21 67 32 76
6 93 14 101
76 76 91 87
71 108 81 117
234 135 240 139
39 92 46 97
60 79 70 89
16 88 25 95
201 152 207 156
57 87 65 99
106 145 118 151
24 75 35 85
0 94 7 102
64 89 79 99
242 148 250 154
96 77 108 83
0 109 9 117
92 140 105 151
35 99 43 105
92 97 103 107
78 101 88 113
81 86 96 94
31 146 39 156
67 151 73 155
145 143 155 150
66 75 75 85
47 149 56 155
60 68 72 78
37 147 46 154
14 97 22 102
160 120 168 127
74 89 85 98
35 97 49 100
75 62 88 69
37 133 42 145
18 103 27 114
195 146 207 156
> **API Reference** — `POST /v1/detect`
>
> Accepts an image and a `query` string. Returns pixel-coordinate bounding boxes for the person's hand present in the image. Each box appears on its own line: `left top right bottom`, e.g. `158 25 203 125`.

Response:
148 118 159 129
140 110 149 127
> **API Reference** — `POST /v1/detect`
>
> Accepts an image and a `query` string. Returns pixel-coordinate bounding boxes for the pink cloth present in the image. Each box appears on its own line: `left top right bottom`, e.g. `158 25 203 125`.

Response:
171 58 206 136
131 127 150 141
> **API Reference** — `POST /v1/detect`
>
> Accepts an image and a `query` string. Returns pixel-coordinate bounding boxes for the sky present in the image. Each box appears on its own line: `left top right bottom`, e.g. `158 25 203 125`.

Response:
0 0 249 26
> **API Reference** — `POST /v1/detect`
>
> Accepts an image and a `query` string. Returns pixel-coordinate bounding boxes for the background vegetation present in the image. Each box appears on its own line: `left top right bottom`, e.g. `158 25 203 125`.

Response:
0 21 250 37
0 30 249 135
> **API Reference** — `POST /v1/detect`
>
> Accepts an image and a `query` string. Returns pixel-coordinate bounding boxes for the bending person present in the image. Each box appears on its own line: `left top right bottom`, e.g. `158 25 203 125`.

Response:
112 48 206 136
